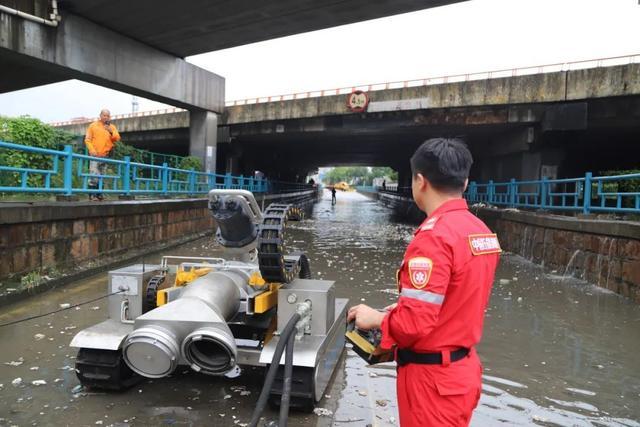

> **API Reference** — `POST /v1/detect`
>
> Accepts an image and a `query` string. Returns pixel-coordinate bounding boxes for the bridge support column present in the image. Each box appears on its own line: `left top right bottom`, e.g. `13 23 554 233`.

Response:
189 111 218 173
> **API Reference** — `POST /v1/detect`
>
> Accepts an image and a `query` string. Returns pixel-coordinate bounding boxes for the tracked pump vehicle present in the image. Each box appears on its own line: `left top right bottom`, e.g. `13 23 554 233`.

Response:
70 189 348 410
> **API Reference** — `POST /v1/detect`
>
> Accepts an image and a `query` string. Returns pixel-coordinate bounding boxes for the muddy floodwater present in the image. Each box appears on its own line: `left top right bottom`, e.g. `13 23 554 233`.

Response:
1 191 639 426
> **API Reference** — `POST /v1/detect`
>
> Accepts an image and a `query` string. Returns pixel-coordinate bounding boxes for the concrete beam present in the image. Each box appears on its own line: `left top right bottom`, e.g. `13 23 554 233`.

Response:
224 64 640 125
0 11 224 112
189 111 218 173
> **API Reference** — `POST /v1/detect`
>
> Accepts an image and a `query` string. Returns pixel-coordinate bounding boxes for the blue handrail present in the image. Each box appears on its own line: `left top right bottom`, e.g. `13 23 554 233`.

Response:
0 141 273 196
465 172 640 214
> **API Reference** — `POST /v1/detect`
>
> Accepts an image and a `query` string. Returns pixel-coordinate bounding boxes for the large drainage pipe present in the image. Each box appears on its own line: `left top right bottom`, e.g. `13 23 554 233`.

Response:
123 270 245 378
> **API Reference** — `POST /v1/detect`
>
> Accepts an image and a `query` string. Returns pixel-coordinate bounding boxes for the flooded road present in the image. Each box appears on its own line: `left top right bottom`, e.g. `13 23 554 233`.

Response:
1 191 639 426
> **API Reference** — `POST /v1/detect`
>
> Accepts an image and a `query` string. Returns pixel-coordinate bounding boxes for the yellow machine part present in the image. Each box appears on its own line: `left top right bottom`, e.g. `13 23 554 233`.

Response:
253 283 281 314
248 271 267 287
174 267 212 286
156 286 180 307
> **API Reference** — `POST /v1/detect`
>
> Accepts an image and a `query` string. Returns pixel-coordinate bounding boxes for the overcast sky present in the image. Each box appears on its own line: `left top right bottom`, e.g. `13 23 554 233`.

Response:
1 0 639 123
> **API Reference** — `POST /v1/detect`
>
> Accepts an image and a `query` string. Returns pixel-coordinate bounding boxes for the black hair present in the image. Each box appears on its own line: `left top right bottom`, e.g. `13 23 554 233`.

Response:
410 138 473 192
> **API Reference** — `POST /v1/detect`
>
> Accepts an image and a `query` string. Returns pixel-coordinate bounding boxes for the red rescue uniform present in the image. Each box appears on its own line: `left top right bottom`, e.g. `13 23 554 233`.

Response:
380 199 500 426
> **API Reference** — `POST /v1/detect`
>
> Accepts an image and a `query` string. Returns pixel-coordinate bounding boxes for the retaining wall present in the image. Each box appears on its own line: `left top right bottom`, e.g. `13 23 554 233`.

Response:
0 189 318 304
475 208 640 303
377 192 640 302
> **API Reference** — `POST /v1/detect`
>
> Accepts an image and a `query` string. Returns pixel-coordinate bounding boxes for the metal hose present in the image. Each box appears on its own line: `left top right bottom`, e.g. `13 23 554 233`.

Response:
248 312 301 427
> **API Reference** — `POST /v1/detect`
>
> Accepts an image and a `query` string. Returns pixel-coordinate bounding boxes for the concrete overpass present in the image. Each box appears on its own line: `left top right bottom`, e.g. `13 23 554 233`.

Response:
55 60 640 184
1 0 466 172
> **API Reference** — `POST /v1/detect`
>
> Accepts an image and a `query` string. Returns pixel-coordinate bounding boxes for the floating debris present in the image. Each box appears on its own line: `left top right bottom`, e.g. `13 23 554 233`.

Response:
30 366 39 371
499 279 511 285
34 333 46 341
566 387 597 397
5 358 24 367
59 303 71 309
358 390 368 396
32 380 47 386
313 407 333 417
12 377 22 386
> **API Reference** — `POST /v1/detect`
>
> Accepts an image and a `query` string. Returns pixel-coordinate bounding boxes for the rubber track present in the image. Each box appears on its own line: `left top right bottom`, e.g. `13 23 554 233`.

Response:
257 204 304 283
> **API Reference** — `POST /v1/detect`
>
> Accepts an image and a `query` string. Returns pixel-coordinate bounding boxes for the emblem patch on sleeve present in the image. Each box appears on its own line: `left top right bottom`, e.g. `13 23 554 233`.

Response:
408 257 433 289
468 234 502 255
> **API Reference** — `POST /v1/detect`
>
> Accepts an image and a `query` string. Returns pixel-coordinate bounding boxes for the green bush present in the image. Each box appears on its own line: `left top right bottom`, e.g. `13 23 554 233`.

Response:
597 169 640 208
0 116 75 188
178 156 202 172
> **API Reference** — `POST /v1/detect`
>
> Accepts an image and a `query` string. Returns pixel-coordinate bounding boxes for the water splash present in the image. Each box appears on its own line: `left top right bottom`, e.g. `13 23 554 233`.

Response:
562 249 582 282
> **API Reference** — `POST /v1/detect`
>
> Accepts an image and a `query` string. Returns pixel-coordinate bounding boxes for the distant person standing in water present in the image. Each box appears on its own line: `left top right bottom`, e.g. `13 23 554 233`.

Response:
331 186 337 205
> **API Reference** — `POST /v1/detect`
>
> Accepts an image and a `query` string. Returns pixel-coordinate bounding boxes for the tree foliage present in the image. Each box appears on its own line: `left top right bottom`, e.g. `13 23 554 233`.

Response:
0 116 75 188
323 166 397 185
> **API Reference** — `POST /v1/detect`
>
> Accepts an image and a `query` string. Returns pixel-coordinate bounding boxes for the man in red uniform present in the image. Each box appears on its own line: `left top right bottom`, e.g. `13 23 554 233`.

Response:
348 138 500 426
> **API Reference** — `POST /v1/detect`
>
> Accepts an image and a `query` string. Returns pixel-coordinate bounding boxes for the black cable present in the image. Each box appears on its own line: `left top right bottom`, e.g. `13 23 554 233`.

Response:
278 329 296 427
0 290 124 328
248 312 301 427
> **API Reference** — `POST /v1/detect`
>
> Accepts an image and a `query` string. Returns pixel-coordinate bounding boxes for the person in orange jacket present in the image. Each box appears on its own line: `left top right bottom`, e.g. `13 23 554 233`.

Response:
84 109 120 201
348 138 501 426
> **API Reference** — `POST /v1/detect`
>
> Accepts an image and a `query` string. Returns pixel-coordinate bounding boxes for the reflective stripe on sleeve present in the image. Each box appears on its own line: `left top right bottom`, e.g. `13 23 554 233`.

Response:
400 288 444 305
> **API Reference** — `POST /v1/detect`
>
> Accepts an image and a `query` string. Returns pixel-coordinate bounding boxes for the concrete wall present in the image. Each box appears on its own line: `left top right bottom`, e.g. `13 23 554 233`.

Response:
0 190 319 300
0 200 215 284
476 208 640 303
376 193 640 302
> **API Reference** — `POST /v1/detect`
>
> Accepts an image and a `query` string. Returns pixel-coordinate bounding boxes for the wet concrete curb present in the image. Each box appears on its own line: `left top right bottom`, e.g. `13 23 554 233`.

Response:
474 207 640 240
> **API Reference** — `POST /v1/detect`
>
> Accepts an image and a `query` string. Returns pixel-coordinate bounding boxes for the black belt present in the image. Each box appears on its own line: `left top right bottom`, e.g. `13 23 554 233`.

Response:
396 348 469 366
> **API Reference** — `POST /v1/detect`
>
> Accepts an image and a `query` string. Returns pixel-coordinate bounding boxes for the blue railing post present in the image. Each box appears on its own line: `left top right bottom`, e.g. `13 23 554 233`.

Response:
509 178 516 207
249 177 255 192
239 175 245 190
123 156 131 196
225 173 232 189
467 181 476 202
488 180 495 204
188 169 196 194
63 145 73 196
583 172 592 214
540 177 548 209
162 162 169 195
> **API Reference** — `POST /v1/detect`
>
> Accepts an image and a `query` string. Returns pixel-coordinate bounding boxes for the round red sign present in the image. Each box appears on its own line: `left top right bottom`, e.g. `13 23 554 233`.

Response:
346 90 369 113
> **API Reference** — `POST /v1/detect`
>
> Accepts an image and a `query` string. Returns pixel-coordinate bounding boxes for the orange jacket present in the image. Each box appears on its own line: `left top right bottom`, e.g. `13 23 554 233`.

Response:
84 121 120 157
